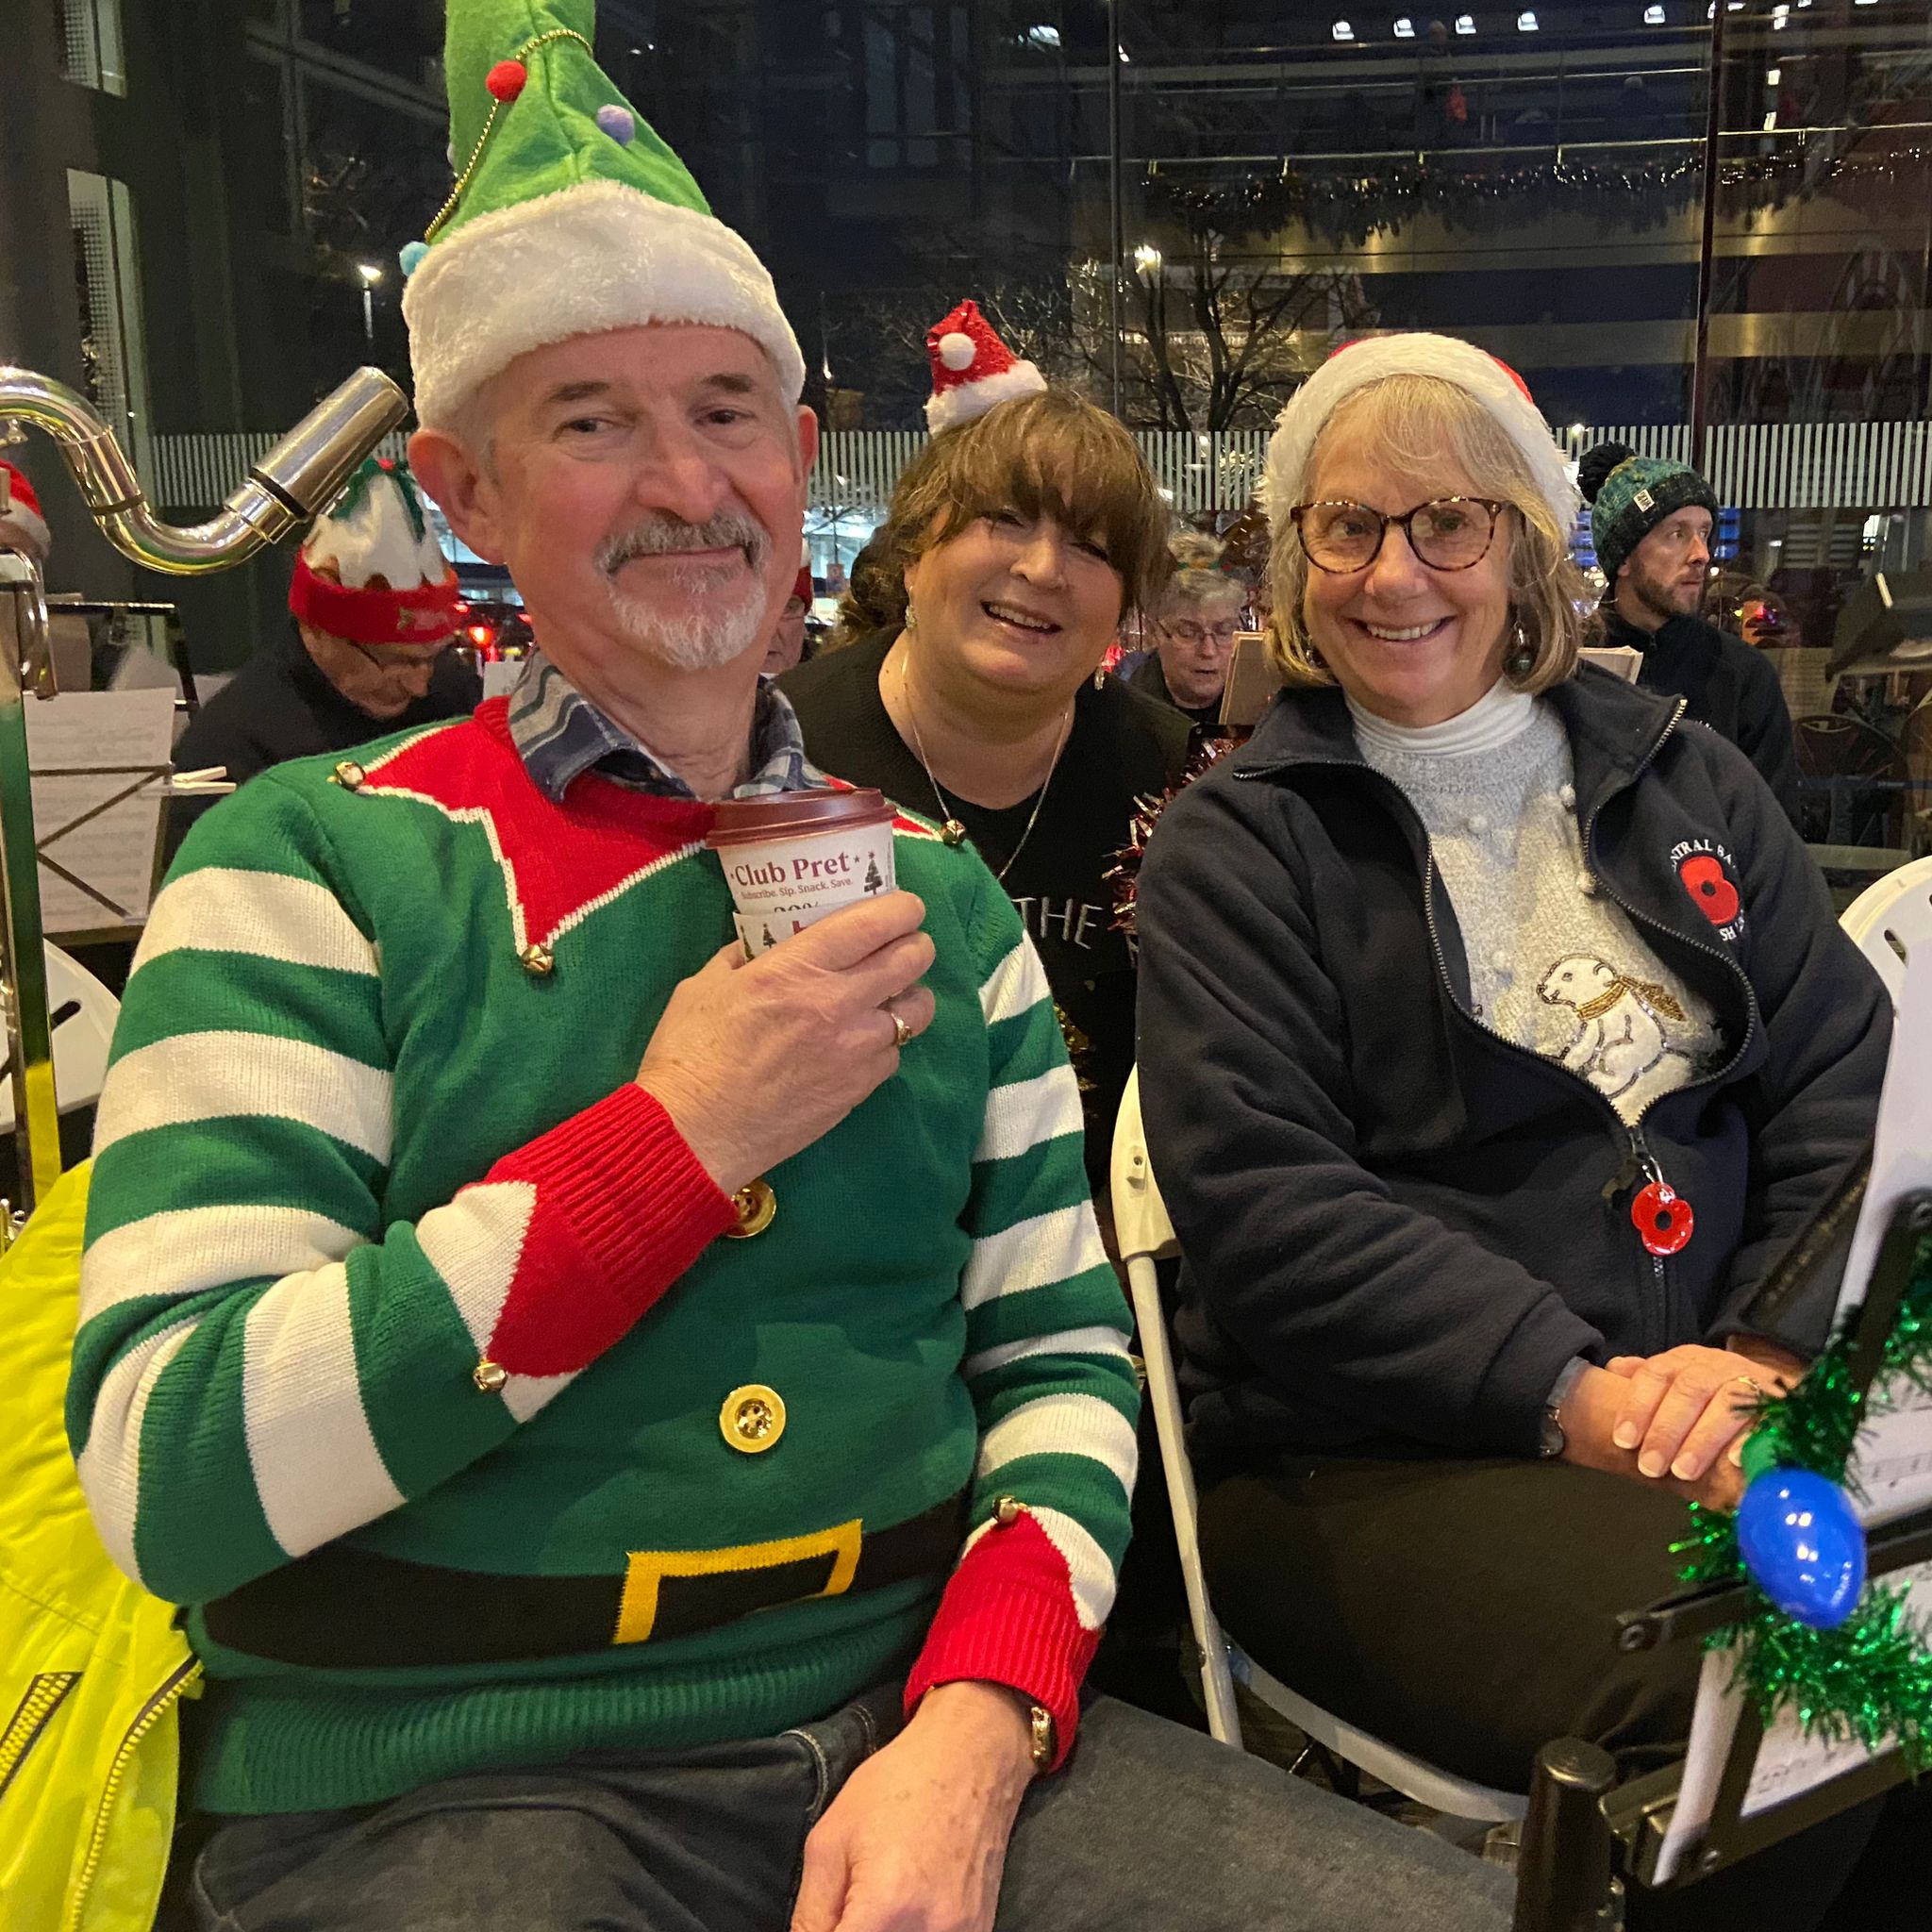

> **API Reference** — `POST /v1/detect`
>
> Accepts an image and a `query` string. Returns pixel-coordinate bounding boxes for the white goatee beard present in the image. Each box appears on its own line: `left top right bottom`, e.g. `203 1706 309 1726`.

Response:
607 569 768 671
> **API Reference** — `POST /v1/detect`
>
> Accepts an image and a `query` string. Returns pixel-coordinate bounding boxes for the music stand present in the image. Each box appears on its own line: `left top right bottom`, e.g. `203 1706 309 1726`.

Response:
1513 1188 1932 1931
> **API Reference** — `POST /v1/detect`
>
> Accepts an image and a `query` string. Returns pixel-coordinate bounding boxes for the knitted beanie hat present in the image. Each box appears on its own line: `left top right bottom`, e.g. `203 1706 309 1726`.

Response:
1578 442 1719 587
1264 332 1576 542
924 299 1045 435
289 458 461 645
401 0 804 429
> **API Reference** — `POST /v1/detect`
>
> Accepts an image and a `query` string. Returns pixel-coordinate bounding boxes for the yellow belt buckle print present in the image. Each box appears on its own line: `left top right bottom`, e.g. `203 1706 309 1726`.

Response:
613 1518 864 1645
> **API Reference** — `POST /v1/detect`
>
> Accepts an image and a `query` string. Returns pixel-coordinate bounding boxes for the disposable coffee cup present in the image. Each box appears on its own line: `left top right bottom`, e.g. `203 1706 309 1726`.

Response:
707 788 897 958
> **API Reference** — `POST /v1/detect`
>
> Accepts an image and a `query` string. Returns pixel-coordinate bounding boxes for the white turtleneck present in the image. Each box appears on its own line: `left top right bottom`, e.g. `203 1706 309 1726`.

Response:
1345 677 1536 759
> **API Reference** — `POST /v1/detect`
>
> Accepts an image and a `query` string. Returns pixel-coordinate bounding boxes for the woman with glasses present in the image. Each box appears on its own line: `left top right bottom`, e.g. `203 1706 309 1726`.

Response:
1135 336 1890 1929
1127 531 1246 736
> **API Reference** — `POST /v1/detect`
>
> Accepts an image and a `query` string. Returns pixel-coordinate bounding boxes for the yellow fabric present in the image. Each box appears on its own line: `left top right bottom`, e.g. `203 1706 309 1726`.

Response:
0 1164 196 1932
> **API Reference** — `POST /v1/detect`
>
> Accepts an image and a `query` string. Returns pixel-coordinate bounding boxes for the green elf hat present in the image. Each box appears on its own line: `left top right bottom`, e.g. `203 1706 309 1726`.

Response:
401 0 805 430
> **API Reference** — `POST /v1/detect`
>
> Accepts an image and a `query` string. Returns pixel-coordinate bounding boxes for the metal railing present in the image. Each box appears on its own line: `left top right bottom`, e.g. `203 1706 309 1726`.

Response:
148 418 1932 524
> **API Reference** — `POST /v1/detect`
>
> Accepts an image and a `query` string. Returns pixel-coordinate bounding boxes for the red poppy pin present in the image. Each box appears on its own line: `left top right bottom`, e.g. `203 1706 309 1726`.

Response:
1678 853 1740 926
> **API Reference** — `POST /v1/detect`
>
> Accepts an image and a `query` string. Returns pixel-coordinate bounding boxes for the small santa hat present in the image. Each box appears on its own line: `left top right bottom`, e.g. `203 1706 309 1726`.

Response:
924 299 1046 435
0 460 51 565
289 458 462 645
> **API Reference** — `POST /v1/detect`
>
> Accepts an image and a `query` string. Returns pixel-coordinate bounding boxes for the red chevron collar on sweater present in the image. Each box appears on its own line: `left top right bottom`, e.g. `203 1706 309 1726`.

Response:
354 700 716 953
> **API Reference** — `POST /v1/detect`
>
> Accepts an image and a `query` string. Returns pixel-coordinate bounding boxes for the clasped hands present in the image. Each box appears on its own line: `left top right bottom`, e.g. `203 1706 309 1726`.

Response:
1558 1336 1808 1511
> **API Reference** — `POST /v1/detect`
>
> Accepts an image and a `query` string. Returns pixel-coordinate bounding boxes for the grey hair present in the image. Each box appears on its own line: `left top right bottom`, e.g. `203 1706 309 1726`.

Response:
1160 568 1245 623
445 384 498 480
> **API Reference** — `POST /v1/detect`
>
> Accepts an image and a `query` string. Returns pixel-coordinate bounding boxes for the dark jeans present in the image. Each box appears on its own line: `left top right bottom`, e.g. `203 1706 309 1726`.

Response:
190 1687 1512 1932
1201 1454 1891 1932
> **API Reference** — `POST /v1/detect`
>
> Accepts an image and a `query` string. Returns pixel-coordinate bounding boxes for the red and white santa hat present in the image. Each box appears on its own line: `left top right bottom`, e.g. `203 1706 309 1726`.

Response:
0 460 51 565
924 299 1047 435
289 457 461 647
1263 332 1577 541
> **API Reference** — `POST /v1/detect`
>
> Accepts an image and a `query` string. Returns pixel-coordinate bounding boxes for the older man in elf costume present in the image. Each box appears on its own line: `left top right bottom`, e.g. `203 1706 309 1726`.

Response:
68 7 1509 1930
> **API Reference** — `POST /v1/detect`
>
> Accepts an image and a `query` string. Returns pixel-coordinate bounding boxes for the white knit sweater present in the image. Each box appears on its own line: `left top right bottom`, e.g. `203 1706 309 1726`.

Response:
1350 682 1721 1124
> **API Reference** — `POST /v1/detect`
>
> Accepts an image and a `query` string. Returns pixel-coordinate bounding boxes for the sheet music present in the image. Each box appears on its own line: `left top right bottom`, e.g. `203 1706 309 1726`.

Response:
24 690 176 933
481 658 524 702
1654 949 1932 1884
1837 948 1932 1330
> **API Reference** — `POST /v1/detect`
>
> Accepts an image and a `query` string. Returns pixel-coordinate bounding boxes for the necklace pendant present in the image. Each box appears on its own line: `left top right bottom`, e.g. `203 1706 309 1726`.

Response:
941 818 968 847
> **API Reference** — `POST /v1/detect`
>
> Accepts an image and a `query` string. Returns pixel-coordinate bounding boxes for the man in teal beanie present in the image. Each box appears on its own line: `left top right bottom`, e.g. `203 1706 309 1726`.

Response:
1583 441 1800 824
68 4 1512 1928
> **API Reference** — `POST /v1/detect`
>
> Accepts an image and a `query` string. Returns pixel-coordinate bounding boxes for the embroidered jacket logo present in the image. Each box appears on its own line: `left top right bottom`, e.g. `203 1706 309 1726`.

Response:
1671 839 1744 940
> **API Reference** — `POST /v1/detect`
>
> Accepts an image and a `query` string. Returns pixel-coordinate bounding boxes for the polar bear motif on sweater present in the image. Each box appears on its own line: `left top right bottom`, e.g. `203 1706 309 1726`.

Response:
1537 953 1691 1107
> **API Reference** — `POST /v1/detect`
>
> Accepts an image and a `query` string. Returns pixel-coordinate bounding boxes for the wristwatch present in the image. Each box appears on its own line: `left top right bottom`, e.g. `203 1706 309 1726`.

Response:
1540 1357 1589 1459
1027 1702 1057 1774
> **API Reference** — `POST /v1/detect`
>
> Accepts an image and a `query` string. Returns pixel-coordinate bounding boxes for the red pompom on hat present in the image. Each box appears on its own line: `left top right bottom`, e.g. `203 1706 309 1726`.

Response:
924 299 1046 435
485 58 528 102
0 460 50 565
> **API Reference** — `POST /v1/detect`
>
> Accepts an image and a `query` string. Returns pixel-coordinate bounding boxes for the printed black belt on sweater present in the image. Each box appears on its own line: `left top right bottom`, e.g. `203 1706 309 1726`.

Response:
200 1492 970 1669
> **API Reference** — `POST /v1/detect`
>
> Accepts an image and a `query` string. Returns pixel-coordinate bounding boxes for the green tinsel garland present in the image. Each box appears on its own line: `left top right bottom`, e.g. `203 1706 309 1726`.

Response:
1674 1230 1932 1762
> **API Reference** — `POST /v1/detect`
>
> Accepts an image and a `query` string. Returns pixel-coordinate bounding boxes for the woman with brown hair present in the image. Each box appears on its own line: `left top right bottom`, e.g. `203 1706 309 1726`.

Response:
783 383 1188 1196
1136 333 1892 1929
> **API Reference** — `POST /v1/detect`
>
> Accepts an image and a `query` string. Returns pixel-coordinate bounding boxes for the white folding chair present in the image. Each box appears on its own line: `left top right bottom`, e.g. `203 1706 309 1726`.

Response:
1111 1066 1525 1823
1839 854 1932 1011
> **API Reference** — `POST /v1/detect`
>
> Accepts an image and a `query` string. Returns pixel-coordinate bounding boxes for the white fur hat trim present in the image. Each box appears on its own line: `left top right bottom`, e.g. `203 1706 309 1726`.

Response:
924 360 1046 436
1263 332 1577 540
405 178 807 428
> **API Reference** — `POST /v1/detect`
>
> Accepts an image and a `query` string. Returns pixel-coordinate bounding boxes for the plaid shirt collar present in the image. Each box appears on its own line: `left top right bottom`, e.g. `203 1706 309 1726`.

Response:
507 652 823 803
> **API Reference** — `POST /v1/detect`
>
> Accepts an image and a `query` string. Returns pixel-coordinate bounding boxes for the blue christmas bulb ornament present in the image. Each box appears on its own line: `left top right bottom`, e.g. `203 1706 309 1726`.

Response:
399 241 430 277
595 104 636 145
1736 1468 1866 1629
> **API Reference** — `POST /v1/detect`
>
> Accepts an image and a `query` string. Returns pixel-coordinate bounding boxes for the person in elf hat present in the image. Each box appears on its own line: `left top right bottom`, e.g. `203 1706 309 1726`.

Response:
69 11 1507 1932
1582 441 1801 826
1136 333 1890 1930
164 457 478 858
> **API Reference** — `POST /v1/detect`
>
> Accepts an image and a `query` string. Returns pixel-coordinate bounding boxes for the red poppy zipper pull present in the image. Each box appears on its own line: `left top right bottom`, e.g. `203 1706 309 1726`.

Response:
1632 1176 1695 1256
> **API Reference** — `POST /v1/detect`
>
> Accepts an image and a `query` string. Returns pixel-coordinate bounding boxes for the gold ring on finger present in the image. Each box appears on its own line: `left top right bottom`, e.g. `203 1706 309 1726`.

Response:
1732 1374 1765 1399
888 1008 913 1050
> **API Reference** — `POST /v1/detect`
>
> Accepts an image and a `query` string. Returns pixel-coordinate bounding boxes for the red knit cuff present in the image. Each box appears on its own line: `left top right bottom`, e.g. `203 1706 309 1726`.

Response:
904 1510 1097 1772
478 1084 737 1377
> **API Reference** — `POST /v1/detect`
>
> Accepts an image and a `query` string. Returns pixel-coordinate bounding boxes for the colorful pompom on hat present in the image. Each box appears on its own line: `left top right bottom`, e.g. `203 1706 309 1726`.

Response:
1578 441 1719 588
924 299 1046 435
1263 332 1577 542
402 0 804 429
289 459 462 646
0 460 50 564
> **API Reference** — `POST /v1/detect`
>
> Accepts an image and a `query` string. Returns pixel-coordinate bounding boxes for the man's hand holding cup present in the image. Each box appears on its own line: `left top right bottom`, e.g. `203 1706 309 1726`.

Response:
637 891 936 1197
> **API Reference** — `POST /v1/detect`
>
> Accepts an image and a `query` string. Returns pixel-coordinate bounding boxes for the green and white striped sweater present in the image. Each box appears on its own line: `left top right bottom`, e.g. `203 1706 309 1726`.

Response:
69 700 1137 1814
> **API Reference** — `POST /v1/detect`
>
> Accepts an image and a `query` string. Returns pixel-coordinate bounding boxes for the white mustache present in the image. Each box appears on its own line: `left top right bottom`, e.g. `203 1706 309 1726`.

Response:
597 513 769 576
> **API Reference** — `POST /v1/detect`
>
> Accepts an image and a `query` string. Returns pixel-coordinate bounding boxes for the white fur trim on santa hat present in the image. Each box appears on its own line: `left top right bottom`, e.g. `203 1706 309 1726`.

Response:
404 178 807 429
1263 332 1576 541
924 360 1046 436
